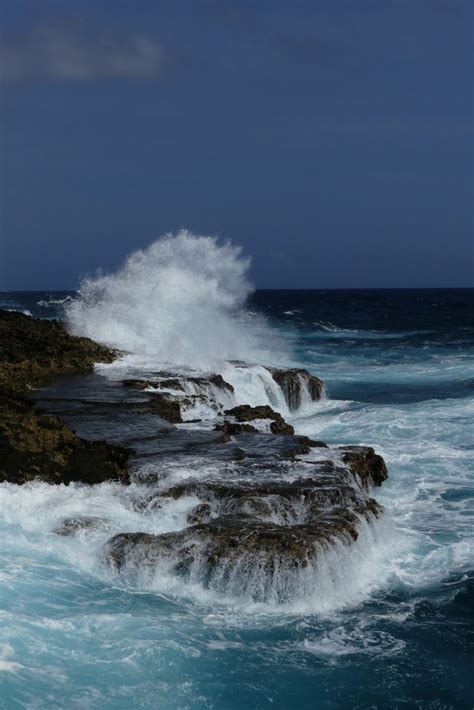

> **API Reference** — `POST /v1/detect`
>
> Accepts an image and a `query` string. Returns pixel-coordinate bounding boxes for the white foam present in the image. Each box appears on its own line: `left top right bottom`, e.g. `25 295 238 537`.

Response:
66 230 287 371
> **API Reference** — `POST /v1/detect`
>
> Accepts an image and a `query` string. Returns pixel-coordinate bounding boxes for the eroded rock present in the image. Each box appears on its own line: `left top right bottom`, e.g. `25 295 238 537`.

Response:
269 368 324 410
339 446 388 488
223 405 295 435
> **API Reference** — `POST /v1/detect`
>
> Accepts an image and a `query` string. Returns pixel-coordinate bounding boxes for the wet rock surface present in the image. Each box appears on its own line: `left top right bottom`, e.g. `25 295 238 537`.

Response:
223 404 295 435
103 443 387 601
0 309 389 602
0 310 131 485
269 368 324 410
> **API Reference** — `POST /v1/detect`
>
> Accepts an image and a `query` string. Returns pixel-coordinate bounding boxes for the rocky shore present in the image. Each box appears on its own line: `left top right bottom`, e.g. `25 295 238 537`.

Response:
0 309 388 602
0 309 130 484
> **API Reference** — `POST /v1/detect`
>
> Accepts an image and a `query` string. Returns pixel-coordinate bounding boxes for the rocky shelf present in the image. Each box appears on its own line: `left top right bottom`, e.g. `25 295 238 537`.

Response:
0 309 388 602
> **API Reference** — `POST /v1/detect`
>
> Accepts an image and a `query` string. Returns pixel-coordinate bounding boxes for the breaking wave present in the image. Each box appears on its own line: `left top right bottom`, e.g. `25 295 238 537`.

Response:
66 230 286 370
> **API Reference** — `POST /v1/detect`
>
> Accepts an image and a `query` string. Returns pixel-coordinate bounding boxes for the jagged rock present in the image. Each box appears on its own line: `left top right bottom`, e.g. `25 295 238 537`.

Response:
339 446 388 488
148 475 372 517
215 420 258 435
123 373 233 394
54 515 110 536
0 309 118 397
269 367 324 410
193 374 234 393
295 435 328 448
223 404 295 436
105 497 381 602
104 441 387 602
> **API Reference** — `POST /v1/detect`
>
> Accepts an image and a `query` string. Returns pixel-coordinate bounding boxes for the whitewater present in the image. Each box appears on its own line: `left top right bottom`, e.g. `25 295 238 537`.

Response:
0 232 472 708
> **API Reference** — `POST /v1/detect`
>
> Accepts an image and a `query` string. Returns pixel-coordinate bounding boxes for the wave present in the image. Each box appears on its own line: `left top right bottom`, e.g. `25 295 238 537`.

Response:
309 321 435 340
37 296 74 308
66 230 287 370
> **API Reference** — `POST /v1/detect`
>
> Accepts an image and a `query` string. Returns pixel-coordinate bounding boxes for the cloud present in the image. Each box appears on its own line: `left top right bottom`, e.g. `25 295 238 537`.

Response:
0 25 166 83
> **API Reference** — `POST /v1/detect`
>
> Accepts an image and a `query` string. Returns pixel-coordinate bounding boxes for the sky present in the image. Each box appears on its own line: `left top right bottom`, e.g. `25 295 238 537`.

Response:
0 0 473 289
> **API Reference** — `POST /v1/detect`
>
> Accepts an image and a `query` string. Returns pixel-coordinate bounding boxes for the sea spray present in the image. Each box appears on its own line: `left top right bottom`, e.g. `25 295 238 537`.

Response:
66 230 287 370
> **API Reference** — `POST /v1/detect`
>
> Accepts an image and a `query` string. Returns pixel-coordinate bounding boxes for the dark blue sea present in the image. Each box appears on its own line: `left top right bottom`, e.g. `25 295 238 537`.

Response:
0 285 473 709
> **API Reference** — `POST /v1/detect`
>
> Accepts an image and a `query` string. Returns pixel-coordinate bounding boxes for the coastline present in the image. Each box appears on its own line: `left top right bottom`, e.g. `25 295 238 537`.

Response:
0 307 387 602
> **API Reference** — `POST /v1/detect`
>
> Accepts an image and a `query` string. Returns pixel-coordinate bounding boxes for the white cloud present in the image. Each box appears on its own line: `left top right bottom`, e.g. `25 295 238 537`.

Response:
0 26 166 83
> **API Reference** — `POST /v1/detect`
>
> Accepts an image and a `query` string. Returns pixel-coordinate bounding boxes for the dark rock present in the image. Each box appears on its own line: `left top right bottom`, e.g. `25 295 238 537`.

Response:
187 502 213 525
295 435 328 448
215 420 258 435
269 367 324 410
122 379 152 390
186 374 234 393
123 378 184 391
0 309 118 397
154 476 369 514
0 396 131 485
340 446 388 488
223 404 295 436
147 393 182 423
104 498 381 602
270 419 294 436
0 310 131 485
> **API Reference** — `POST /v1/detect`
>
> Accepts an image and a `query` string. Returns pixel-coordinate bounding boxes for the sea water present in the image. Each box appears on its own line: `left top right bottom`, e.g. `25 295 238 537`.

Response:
0 233 473 708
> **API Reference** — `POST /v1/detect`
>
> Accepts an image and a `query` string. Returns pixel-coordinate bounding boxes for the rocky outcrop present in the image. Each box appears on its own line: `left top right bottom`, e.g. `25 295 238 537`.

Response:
215 420 258 435
0 309 118 397
0 392 131 485
146 393 182 423
339 446 388 488
1 310 390 603
269 368 324 410
223 404 295 435
104 446 386 602
0 310 131 485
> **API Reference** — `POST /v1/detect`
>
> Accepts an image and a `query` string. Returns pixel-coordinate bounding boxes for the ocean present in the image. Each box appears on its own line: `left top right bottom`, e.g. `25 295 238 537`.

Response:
0 237 473 709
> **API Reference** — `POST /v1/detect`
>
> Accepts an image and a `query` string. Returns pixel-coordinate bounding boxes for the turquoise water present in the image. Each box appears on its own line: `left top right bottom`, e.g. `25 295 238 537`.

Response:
0 288 473 709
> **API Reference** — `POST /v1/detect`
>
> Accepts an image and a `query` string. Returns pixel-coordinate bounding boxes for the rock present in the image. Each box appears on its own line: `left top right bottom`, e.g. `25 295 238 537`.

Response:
147 393 182 423
54 515 110 536
123 378 184 391
122 379 153 390
0 310 131 485
339 446 388 488
269 368 324 410
187 374 234 393
215 420 258 435
295 435 328 448
0 396 131 485
104 497 381 603
123 373 233 394
223 404 295 436
0 309 118 397
186 502 212 525
149 475 371 516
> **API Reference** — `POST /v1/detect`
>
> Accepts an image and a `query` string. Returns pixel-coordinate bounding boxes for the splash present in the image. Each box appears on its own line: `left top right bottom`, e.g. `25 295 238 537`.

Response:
66 230 285 370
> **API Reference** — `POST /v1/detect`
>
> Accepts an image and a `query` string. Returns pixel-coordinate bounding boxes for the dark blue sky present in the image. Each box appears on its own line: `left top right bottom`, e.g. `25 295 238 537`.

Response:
1 0 473 289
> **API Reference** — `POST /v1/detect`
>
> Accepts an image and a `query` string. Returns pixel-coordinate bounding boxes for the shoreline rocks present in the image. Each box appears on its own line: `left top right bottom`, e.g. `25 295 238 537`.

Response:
269 367 324 410
0 310 131 485
1 309 390 602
